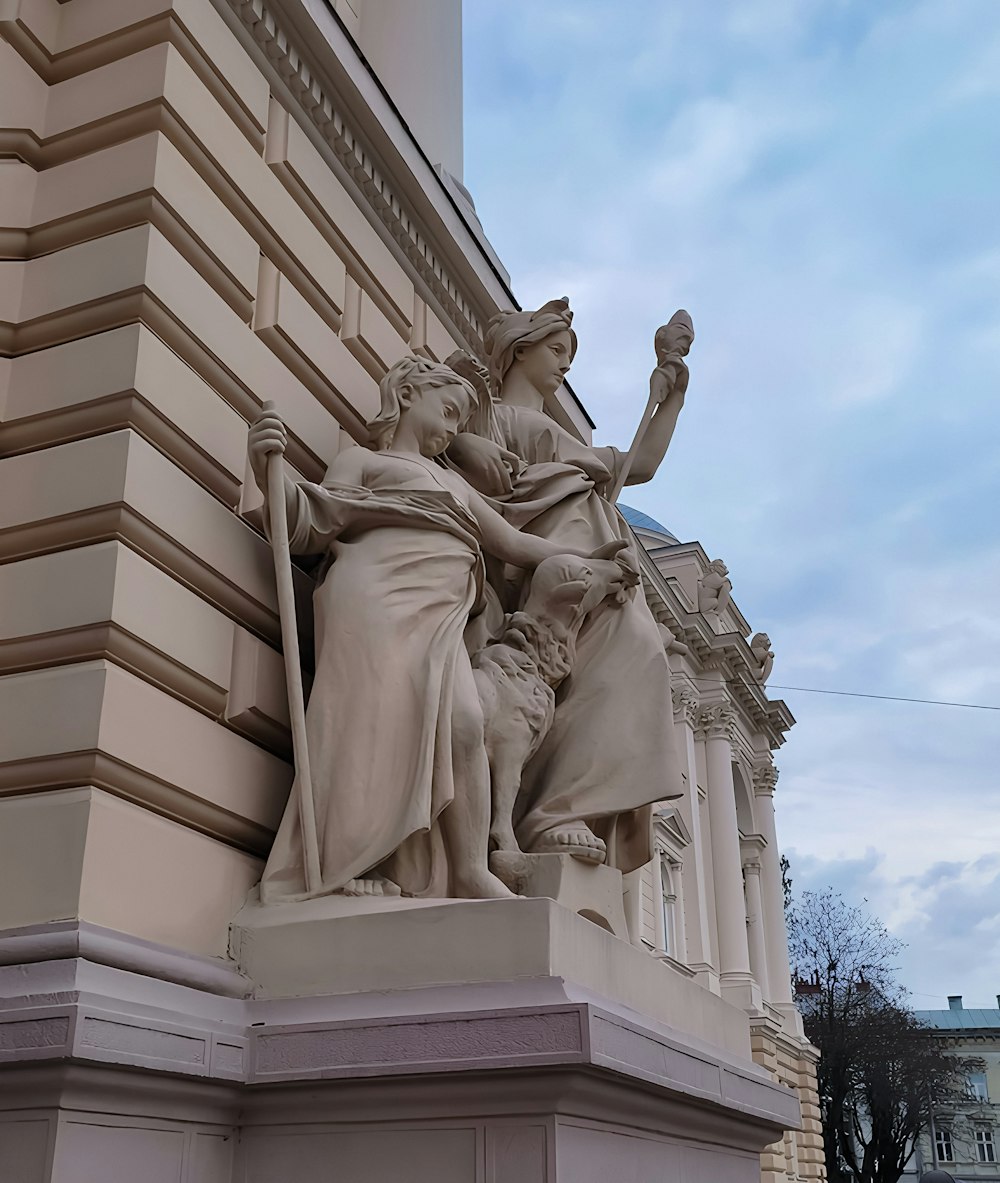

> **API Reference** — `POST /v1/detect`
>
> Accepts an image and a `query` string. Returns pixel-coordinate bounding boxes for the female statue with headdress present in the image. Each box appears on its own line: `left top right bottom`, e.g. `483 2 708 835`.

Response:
248 355 628 903
448 299 689 872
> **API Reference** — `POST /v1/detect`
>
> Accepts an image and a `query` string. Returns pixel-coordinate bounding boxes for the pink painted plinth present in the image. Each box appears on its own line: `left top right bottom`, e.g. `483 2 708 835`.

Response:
0 910 801 1181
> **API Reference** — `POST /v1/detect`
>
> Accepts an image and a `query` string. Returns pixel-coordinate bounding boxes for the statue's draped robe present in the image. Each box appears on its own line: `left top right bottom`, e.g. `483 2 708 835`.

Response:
481 404 683 872
260 467 485 902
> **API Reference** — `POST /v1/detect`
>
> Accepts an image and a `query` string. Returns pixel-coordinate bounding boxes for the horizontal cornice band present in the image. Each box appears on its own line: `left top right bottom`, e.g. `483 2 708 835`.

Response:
0 503 281 647
0 751 275 855
0 919 249 998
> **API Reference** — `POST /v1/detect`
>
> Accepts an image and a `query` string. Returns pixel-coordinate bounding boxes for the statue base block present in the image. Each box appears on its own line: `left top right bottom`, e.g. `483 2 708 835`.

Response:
0 904 801 1182
491 851 631 940
230 886 748 1053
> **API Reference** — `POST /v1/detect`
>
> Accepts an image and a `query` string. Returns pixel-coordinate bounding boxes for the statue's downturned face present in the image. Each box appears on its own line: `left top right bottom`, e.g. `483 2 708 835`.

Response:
511 328 573 396
403 382 472 456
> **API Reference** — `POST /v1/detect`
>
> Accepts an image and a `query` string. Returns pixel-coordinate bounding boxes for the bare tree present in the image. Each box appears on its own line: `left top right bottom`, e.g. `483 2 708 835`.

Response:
789 889 975 1183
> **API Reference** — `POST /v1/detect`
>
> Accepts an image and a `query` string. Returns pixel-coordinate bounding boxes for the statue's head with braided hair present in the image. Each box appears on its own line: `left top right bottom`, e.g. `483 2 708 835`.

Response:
483 298 578 399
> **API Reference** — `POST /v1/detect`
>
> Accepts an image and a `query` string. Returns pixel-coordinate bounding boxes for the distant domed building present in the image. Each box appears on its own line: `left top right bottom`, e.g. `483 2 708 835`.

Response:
619 503 680 547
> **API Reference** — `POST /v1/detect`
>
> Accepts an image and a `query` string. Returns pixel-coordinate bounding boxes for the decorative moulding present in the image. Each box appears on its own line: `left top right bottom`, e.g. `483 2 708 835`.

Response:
222 0 488 356
0 920 249 998
637 553 790 749
752 763 779 797
671 684 699 727
695 702 739 747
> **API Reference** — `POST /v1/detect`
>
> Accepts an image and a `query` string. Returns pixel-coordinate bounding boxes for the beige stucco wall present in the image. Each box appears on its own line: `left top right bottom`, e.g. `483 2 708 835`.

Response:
357 0 464 180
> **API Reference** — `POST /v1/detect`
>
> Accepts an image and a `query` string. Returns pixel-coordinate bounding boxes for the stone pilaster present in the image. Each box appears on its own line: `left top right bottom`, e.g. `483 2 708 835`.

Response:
752 761 798 1020
671 684 715 986
741 835 770 1001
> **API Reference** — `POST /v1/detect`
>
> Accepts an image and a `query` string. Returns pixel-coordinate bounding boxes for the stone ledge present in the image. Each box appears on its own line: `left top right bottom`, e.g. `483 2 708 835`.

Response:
0 919 248 997
0 977 798 1138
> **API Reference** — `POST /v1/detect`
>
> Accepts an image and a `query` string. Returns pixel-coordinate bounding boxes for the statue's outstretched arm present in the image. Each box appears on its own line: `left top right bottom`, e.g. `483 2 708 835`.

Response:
622 361 689 486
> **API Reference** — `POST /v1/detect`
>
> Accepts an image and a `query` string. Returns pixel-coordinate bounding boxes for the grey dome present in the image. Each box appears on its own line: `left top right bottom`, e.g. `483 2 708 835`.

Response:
619 504 678 545
919 1172 956 1183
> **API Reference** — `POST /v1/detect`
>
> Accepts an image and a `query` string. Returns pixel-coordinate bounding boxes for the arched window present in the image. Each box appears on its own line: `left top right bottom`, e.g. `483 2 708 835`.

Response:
659 854 677 958
650 806 690 963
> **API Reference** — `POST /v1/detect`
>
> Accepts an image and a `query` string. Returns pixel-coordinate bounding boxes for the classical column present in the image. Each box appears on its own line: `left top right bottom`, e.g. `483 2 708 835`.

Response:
672 685 714 986
697 703 759 1010
752 763 798 1021
741 836 771 1000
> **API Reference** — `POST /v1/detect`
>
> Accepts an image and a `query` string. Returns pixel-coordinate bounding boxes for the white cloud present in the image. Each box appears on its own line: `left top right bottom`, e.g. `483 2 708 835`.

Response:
464 0 1000 1004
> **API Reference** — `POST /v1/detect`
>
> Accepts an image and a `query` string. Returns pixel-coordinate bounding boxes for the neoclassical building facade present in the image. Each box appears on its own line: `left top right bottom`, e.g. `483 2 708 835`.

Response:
620 508 825 1182
0 1 820 1179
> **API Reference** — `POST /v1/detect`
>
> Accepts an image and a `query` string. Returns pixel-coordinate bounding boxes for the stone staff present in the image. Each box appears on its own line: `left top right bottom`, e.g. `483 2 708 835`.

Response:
261 400 321 894
608 309 693 503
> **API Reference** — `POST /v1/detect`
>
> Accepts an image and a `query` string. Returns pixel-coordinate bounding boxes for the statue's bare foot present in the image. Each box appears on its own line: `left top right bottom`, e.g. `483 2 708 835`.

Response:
339 876 402 897
453 868 516 900
489 849 529 893
531 824 607 864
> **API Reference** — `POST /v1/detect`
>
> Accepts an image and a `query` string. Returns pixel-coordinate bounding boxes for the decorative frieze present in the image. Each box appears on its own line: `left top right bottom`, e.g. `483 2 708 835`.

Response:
226 0 485 354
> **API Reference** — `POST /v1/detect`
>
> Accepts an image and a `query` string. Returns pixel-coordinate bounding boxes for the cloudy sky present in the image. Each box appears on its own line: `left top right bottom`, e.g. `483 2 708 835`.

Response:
462 0 1000 1008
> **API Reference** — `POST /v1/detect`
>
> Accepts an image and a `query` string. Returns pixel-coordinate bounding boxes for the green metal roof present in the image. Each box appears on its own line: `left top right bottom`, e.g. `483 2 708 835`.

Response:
912 1008 1000 1031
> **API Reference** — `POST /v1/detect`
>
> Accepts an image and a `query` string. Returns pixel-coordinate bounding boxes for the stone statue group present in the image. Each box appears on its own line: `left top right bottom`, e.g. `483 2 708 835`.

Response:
247 299 693 902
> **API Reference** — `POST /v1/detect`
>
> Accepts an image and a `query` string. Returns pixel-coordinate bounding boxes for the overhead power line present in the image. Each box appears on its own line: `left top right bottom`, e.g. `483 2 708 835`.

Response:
768 685 1000 712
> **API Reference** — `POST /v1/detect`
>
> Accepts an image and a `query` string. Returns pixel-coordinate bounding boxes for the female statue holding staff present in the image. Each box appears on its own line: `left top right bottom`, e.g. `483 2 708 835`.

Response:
448 299 690 871
248 356 627 903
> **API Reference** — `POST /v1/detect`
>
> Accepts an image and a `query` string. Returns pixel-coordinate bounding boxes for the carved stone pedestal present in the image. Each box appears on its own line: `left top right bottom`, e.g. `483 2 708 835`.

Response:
0 904 800 1182
495 851 631 940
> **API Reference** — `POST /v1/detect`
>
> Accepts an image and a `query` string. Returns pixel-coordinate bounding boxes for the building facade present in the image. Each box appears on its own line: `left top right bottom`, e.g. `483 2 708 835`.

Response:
621 508 826 1183
903 998 1000 1181
1 1 819 1179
